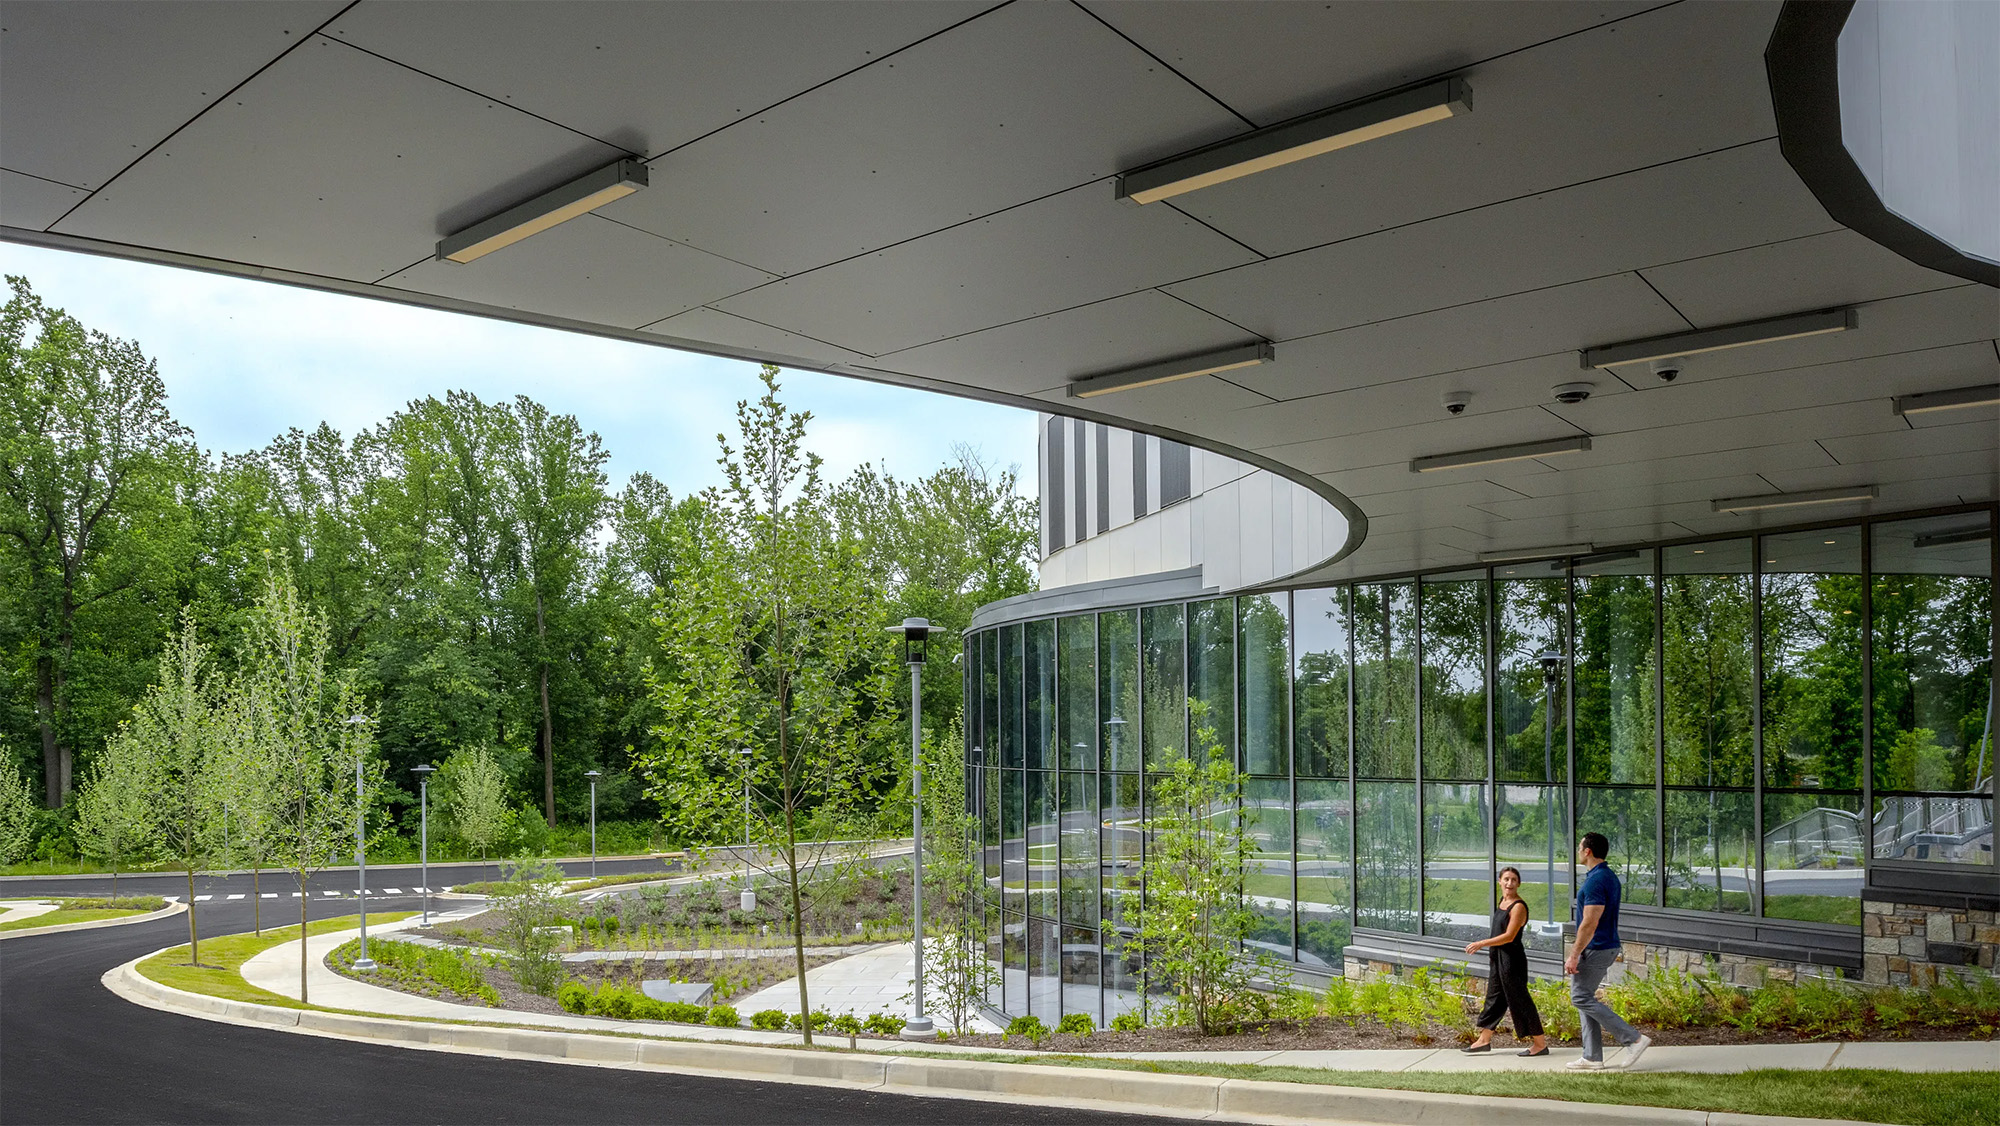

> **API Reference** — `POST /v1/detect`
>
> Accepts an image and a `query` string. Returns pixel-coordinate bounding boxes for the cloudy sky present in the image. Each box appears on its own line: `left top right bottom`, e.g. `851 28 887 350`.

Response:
0 242 1039 498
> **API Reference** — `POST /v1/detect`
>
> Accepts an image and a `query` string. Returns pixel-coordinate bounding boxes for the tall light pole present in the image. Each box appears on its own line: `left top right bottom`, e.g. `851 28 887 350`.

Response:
585 769 602 879
737 748 753 851
888 617 934 1039
412 764 434 927
1538 651 1562 928
346 714 376 972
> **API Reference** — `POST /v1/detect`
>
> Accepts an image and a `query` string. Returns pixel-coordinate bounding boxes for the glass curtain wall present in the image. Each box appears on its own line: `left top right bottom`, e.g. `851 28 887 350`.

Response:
963 506 1994 1022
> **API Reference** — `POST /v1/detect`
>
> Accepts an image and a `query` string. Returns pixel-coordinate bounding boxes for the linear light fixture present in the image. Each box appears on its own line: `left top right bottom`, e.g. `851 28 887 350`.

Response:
1580 308 1856 370
1892 383 2000 416
437 158 649 263
1479 544 1594 564
1711 485 1878 513
1116 77 1471 205
1409 435 1591 473
1915 526 1993 548
1067 342 1274 398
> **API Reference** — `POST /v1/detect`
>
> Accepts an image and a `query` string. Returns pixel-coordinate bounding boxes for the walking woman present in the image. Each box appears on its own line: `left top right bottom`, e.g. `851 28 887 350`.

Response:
1460 867 1548 1056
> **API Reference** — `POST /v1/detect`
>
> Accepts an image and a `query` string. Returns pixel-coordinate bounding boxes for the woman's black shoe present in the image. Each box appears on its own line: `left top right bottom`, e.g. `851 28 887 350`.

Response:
1518 1047 1549 1057
1460 1043 1492 1054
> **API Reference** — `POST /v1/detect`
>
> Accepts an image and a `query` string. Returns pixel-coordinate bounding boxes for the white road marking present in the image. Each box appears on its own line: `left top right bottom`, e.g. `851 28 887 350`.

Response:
321 890 338 897
262 893 278 899
383 888 402 894
226 894 244 900
193 895 212 902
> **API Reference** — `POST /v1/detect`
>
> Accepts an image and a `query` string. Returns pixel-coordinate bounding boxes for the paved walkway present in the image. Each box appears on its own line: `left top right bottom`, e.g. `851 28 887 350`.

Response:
1098 1039 1998 1073
0 899 60 925
731 939 1005 1033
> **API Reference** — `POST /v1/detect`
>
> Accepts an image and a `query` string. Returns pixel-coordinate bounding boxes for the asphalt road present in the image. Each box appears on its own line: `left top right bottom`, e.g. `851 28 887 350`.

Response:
1 863 1160 1125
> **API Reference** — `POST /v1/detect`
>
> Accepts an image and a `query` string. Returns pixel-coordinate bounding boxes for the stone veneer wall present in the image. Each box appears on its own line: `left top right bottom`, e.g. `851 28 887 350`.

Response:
1862 896 1999 985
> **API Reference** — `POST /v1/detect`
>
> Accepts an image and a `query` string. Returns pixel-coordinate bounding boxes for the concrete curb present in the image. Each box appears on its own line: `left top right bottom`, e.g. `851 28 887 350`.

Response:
0 900 185 941
102 950 1881 1126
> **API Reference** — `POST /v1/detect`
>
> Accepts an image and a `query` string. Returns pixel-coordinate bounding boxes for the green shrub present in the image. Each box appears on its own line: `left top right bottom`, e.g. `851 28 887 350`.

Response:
1925 969 2000 1032
58 896 167 912
1528 977 1580 1042
862 1012 906 1035
659 1000 707 1023
1108 1011 1146 1032
1005 1014 1049 1045
557 981 589 1014
1324 978 1359 1024
831 1013 864 1035
1790 975 1865 1039
750 1009 788 1031
1055 1012 1094 1037
707 1004 740 1027
1608 965 1716 1029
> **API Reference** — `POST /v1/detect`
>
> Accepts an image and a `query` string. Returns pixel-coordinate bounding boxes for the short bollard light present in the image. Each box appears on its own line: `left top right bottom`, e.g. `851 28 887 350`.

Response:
584 769 602 879
411 763 435 927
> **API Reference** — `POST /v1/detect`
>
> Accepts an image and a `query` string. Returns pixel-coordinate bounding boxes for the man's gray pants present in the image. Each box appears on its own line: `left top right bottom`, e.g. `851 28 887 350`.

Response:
1571 947 1642 1061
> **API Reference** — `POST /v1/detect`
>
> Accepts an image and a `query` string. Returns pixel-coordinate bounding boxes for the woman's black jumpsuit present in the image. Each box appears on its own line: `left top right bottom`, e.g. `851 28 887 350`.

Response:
1475 900 1544 1036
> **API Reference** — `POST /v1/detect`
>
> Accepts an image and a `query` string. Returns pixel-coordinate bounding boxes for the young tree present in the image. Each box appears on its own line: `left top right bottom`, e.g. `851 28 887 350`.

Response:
131 615 222 964
72 725 156 898
0 758 36 866
213 690 283 934
243 568 362 1003
1127 706 1281 1035
917 718 993 1034
443 746 508 860
640 367 895 1045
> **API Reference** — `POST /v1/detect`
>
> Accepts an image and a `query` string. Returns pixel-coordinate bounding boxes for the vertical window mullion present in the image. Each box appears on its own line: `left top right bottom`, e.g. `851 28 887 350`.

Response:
1751 537 1766 919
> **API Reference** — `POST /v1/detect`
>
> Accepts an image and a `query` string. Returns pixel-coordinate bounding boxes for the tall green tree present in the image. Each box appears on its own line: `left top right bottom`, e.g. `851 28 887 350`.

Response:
0 276 195 805
131 615 222 964
72 722 156 899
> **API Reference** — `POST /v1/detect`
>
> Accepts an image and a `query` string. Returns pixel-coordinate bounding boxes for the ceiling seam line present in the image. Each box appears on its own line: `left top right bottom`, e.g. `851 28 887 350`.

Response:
1632 271 1699 330
317 36 638 155
1156 134 1783 292
41 0 363 232
1154 287 1262 338
1210 375 1279 404
1161 200 1270 261
860 275 1252 362
644 1 1019 162
1814 439 1841 465
639 307 869 359
591 214 780 276
1 168 89 192
1065 1 1257 129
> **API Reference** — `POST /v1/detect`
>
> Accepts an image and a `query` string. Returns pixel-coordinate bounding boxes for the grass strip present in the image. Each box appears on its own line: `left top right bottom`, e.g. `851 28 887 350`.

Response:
136 912 416 1008
562 872 682 893
0 907 150 931
882 1049 1998 1126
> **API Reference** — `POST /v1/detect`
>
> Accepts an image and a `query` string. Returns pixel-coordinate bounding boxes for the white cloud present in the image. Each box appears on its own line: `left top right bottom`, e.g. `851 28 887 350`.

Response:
0 243 1038 497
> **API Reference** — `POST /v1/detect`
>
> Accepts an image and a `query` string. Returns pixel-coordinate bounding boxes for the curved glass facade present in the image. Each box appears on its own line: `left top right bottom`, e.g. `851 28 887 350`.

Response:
964 507 1996 1020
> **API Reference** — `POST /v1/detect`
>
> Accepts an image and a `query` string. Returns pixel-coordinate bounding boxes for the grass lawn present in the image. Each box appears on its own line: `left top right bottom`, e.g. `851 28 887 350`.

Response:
923 1053 1999 1126
0 907 150 931
137 912 416 1008
562 872 679 893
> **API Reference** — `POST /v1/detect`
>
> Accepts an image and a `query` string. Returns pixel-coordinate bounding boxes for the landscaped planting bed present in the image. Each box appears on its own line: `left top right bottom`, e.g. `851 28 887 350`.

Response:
0 895 168 931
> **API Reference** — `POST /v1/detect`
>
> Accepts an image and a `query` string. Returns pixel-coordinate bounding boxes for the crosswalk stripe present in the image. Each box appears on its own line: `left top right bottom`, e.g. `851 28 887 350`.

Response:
262 893 277 899
321 890 338 897
383 888 402 894
193 895 212 902
226 894 244 900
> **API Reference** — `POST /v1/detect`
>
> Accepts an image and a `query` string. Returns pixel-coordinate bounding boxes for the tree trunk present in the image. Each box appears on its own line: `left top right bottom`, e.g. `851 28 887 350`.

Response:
186 866 198 965
254 864 261 936
299 880 310 1005
35 655 63 808
538 590 555 828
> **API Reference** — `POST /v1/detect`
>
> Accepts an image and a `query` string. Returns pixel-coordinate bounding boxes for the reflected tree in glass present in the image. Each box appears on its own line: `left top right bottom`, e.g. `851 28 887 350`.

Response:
1496 564 1569 783
1142 604 1186 769
1295 778 1351 966
1354 582 1416 779
1294 588 1351 779
1241 594 1290 777
1422 781 1491 941
1355 781 1418 933
1420 573 1487 781
1099 609 1138 772
1575 554 1656 785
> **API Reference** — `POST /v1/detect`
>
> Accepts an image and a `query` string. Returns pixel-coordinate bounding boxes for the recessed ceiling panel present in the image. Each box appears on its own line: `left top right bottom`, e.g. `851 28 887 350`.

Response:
712 180 1258 356
53 36 624 283
873 289 1251 397
1820 417 2000 464
1639 228 1970 327
1498 441 1838 499
1082 0 1654 126
1167 1 1778 258
598 0 1248 277
0 0 346 189
324 1 981 158
383 215 773 329
640 308 870 370
0 169 86 230
1270 404 1586 476
1165 141 1837 343
1229 273 1683 401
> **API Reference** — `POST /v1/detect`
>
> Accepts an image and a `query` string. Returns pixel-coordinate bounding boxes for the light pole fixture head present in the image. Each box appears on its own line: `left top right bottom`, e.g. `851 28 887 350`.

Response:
584 769 602 781
411 764 435 777
887 617 934 666
345 713 370 727
1537 651 1563 675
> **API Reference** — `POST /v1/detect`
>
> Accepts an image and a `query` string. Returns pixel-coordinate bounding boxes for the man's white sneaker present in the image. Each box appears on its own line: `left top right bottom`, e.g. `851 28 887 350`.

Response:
1565 1057 1606 1071
1612 1035 1653 1070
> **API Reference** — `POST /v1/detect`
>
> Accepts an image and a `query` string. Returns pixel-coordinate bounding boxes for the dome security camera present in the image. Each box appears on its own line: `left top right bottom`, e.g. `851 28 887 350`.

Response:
1651 358 1682 382
1552 382 1595 405
1442 390 1472 415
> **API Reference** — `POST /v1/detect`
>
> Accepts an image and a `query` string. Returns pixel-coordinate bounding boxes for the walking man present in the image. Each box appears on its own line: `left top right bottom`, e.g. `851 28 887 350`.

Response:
1564 831 1651 1070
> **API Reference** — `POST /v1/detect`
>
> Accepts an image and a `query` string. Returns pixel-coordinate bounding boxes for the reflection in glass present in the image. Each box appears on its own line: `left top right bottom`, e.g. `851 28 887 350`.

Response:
1142 605 1187 768
982 630 999 764
1104 935 1143 1023
1000 623 1024 768
1763 791 1862 925
1874 796 1995 865
1495 783 1571 951
1577 786 1657 906
1421 572 1488 781
1061 925 1103 1025
1059 616 1097 771
1029 916 1060 1021
1664 541 1754 788
1762 530 1862 789
983 764 1001 889
1295 587 1351 779
1496 561 1569 783
1101 774 1143 931
1003 908 1026 1013
1026 619 1056 770
1355 782 1418 933
1666 788 1756 914
1189 598 1236 764
1027 771 1058 920
1575 551 1656 785
1244 777 1294 960
1295 779 1351 966
1002 767 1025 915
1354 582 1416 778
1059 771 1099 928
1422 782 1491 941
1871 515 1994 801
984 900 1003 1008
1241 594 1291 776
1099 609 1139 771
